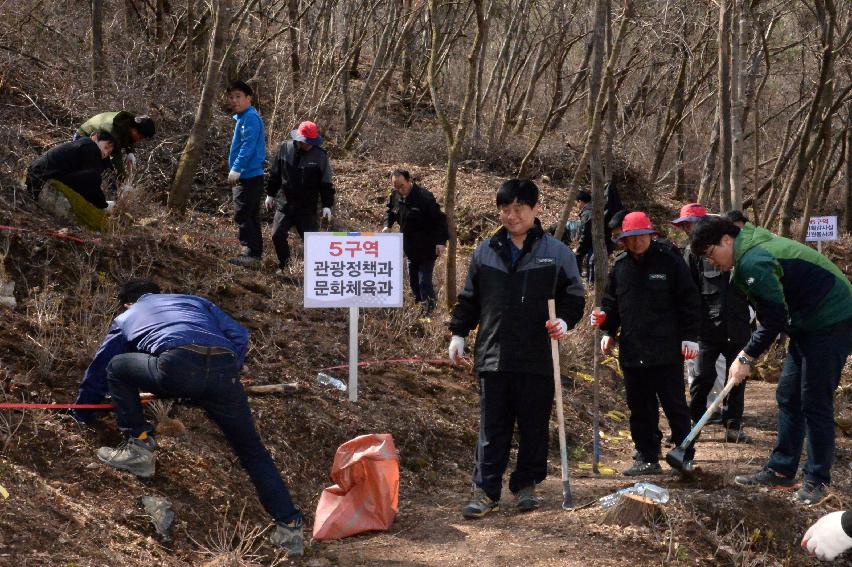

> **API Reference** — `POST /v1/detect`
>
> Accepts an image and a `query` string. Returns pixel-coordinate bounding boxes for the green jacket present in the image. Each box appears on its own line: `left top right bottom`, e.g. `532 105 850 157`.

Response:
77 111 137 177
733 222 852 357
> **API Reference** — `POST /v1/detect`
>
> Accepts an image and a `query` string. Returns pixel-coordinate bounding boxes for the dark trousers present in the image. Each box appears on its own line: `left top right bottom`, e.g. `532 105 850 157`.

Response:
765 319 851 486
271 207 318 268
407 257 436 303
105 348 301 523
232 176 264 258
623 363 694 463
690 340 746 429
473 371 554 502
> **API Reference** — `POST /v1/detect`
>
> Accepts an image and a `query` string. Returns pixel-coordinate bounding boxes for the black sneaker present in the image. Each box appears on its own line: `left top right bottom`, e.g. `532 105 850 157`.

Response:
623 461 663 476
734 469 795 488
515 485 540 512
794 480 826 504
461 487 499 519
725 428 753 444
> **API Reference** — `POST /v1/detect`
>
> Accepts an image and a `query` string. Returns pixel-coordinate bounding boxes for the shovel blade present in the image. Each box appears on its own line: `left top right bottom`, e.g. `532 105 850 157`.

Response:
665 447 687 472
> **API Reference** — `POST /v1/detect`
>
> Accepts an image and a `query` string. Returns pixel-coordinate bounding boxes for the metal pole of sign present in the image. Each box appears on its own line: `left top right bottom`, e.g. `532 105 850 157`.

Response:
818 240 822 255
349 306 359 402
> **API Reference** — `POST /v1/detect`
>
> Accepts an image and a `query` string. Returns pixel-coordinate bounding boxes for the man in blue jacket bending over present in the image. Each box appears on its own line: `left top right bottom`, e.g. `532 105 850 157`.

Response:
73 279 304 556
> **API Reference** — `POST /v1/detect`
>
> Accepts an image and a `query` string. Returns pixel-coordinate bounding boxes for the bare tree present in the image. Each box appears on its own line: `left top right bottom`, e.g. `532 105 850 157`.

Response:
718 0 733 212
168 0 231 211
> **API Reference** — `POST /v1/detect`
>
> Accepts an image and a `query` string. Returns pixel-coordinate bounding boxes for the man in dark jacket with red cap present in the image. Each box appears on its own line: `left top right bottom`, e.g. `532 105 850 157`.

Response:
591 211 702 475
265 121 334 272
672 203 752 443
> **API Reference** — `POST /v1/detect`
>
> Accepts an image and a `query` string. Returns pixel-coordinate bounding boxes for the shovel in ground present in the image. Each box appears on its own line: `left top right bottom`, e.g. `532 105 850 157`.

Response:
666 377 737 473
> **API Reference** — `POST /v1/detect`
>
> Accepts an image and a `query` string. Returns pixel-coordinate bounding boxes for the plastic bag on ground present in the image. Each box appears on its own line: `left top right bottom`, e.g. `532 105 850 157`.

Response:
312 433 399 540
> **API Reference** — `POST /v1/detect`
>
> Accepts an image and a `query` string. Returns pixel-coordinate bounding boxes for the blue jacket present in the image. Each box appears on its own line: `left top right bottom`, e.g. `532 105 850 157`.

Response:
74 294 250 418
228 106 265 179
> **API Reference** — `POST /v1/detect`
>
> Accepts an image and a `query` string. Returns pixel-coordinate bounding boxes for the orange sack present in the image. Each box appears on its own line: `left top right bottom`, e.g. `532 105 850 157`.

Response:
312 433 399 540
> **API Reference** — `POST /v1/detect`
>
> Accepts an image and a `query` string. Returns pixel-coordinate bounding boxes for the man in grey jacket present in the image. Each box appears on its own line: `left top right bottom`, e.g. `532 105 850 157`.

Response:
448 179 585 518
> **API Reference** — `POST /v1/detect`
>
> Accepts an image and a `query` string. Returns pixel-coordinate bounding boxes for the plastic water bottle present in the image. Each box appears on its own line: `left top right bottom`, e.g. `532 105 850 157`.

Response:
316 372 347 392
633 482 669 504
598 487 631 509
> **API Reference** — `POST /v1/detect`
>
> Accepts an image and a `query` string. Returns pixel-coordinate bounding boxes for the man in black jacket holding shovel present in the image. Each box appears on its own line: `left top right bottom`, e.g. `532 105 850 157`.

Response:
448 179 584 518
382 169 448 314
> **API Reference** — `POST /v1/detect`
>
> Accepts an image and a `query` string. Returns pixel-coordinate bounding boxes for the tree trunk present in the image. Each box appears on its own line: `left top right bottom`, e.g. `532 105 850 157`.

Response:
604 0 616 182
846 104 852 233
91 0 104 95
697 110 720 206
718 0 732 212
427 0 487 309
167 0 230 211
729 0 746 210
287 0 301 115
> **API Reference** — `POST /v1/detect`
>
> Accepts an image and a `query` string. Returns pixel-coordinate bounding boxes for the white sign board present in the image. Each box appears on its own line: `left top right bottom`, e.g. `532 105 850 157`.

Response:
304 232 403 308
806 216 838 242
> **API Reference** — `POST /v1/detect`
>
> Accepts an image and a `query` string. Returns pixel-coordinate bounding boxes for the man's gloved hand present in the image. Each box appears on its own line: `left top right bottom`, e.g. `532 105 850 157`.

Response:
125 152 136 167
381 226 391 233
105 200 116 213
228 170 241 184
322 207 332 221
681 340 699 360
601 335 614 354
545 318 568 340
448 335 465 365
265 196 275 211
436 244 446 257
590 308 607 328
802 511 852 561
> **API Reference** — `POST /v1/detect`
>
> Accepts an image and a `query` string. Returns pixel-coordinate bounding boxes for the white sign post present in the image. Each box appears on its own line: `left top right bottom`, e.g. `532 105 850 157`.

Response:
304 232 404 401
806 215 838 254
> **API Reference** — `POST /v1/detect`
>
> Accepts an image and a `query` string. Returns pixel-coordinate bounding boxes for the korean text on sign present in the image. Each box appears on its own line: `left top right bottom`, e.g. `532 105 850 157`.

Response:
805 216 838 242
304 233 404 308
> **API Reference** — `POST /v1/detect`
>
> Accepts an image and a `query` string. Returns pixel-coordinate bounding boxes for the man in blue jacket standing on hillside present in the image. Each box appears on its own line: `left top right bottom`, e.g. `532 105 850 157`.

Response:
73 279 304 556
226 80 266 268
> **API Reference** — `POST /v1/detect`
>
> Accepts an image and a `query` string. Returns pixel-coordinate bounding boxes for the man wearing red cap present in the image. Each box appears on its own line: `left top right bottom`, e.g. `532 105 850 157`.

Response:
591 211 702 475
265 120 334 272
672 203 752 443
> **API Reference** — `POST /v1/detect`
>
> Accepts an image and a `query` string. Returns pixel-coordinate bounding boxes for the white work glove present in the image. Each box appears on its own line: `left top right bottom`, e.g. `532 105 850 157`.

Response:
448 335 465 365
589 308 606 328
228 170 241 184
436 244 446 257
322 207 332 221
802 511 852 561
601 335 614 354
681 340 699 360
264 196 275 211
105 200 115 213
125 152 136 167
381 226 391 233
545 318 568 340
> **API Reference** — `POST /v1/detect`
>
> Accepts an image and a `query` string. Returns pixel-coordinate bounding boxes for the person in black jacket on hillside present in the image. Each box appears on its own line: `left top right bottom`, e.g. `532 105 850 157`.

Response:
382 170 448 313
672 203 753 443
448 179 585 519
591 211 702 476
26 131 116 208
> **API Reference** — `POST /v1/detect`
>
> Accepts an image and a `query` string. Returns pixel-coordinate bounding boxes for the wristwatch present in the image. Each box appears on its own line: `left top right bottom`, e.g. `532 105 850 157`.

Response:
737 354 755 366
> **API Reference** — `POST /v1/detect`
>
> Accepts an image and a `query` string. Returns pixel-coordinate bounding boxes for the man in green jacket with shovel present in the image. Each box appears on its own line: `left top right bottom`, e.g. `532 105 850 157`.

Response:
690 217 852 504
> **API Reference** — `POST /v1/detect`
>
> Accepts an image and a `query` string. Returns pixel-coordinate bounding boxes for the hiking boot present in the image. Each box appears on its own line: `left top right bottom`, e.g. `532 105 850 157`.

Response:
97 436 157 478
734 469 795 488
227 255 261 268
270 518 304 556
461 487 499 519
515 485 540 512
794 481 826 504
623 461 663 476
725 428 753 444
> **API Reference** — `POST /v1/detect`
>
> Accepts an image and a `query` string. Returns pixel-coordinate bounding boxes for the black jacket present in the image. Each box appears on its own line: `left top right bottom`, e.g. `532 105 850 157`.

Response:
601 241 701 368
265 141 334 214
575 202 615 265
26 138 107 208
683 248 751 346
385 184 449 261
450 223 585 376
